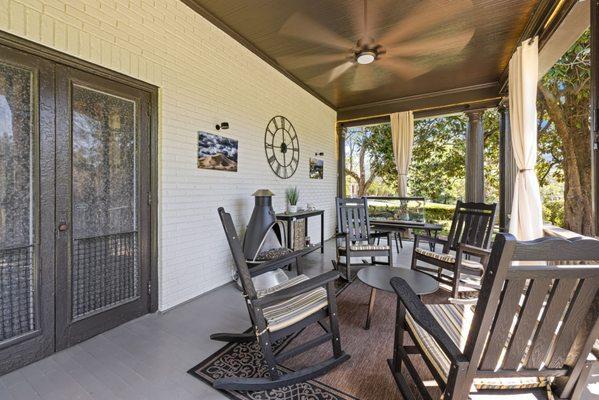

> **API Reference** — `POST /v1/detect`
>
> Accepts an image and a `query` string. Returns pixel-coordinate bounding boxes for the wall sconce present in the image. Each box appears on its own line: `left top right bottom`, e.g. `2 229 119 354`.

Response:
314 152 324 156
215 122 229 130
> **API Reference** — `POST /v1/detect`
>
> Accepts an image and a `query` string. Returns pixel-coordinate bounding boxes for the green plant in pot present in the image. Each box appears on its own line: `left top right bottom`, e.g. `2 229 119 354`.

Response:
286 187 299 214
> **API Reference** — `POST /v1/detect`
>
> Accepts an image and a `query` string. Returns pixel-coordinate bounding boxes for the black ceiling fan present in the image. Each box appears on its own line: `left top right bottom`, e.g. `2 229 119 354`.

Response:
277 0 475 91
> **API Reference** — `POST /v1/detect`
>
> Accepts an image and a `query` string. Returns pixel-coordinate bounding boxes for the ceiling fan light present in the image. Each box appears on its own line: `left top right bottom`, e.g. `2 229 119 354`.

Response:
356 51 375 65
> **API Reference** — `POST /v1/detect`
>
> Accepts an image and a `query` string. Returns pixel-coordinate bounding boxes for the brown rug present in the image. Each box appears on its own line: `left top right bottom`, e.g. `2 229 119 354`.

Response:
282 279 448 400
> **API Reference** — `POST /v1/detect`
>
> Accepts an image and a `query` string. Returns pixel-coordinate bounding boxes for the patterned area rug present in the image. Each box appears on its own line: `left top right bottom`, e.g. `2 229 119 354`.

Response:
188 277 448 400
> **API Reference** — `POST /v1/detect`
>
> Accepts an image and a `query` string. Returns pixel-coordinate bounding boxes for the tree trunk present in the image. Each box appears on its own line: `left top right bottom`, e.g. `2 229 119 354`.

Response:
538 85 594 236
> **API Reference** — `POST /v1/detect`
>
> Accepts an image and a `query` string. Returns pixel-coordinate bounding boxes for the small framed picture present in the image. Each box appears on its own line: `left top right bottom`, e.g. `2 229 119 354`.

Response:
197 131 238 172
309 157 323 179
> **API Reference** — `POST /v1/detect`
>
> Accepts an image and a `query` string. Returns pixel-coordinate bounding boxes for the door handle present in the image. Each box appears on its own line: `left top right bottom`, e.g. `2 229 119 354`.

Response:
58 222 68 232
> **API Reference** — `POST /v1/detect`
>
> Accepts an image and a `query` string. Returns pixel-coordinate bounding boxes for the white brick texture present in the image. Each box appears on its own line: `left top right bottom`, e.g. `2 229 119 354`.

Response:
0 0 339 310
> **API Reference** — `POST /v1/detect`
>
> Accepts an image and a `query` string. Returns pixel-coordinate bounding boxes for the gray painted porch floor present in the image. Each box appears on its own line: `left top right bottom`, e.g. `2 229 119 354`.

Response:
1 239 596 399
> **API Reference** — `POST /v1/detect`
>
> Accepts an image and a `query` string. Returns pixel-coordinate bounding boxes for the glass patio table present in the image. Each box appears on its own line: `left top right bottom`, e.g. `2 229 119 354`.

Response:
357 266 439 330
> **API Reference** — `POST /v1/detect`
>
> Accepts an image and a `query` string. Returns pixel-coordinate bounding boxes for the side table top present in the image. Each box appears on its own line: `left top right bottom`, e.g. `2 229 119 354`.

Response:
276 209 324 219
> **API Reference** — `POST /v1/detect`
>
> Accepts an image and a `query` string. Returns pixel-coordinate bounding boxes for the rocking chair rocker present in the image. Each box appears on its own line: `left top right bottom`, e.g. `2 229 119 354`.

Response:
210 207 350 391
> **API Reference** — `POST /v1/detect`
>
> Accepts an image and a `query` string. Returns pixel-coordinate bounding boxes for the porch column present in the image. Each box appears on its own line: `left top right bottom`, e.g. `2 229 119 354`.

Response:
337 123 346 198
592 0 599 231
465 110 485 202
498 103 517 231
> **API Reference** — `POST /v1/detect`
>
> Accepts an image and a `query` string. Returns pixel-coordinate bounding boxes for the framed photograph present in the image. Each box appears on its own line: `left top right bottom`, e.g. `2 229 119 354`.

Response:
309 157 323 179
197 131 238 172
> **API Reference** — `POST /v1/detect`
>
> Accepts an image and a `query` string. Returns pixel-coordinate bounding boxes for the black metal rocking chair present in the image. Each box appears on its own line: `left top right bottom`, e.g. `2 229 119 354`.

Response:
210 207 350 391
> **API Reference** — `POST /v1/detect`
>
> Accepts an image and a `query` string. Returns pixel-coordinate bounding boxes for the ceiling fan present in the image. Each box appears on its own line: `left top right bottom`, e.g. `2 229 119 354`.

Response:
277 0 475 91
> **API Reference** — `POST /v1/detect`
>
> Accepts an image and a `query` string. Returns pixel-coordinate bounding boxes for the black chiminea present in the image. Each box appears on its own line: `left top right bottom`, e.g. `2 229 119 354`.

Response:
243 189 288 263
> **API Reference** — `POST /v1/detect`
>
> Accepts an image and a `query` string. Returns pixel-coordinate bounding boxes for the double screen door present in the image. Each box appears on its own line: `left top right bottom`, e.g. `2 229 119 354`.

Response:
0 43 153 374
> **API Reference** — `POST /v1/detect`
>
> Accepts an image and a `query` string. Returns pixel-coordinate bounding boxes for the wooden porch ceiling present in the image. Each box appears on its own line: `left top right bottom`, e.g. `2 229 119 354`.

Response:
181 0 570 121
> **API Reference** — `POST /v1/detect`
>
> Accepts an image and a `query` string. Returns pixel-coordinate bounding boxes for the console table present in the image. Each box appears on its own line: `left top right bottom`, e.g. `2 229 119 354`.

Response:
276 209 324 254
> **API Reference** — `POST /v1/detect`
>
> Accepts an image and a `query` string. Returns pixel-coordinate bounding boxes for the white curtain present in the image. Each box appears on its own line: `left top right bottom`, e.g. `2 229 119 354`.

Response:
390 111 414 196
508 37 544 240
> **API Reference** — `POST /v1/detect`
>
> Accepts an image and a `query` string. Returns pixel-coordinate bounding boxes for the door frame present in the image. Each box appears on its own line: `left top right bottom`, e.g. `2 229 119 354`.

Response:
0 41 56 374
0 30 159 369
54 65 153 350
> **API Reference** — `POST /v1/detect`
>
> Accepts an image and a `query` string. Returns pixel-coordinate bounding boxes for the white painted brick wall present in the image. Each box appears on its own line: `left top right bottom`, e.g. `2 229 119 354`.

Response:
1 0 338 310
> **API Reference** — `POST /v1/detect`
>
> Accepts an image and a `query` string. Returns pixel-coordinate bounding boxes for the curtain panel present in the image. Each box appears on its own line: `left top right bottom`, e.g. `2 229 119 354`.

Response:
508 37 544 240
390 111 414 197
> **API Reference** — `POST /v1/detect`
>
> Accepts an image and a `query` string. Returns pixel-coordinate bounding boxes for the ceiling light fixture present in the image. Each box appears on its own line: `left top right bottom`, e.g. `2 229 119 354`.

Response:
356 50 376 65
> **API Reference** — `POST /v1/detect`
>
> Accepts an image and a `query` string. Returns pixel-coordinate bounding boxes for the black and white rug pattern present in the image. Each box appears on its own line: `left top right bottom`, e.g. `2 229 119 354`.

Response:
188 279 355 400
188 333 356 400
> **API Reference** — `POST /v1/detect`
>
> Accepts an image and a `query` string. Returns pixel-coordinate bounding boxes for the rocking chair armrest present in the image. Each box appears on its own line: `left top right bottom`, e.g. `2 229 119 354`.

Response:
390 277 466 364
256 270 340 307
457 243 490 259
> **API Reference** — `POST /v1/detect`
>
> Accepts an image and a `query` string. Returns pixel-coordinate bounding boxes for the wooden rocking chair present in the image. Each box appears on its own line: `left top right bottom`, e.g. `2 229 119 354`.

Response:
390 233 599 399
333 197 394 280
211 207 350 391
411 200 496 299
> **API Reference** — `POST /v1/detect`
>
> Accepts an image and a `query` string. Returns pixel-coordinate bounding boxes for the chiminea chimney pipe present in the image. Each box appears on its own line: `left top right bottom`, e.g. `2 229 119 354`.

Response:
243 189 276 260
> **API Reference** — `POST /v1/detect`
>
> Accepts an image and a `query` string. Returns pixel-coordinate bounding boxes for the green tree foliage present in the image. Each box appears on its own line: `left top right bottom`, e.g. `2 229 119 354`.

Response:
409 116 466 203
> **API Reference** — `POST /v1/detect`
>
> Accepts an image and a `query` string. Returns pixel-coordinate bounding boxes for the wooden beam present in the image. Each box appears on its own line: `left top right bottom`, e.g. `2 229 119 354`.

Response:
337 83 500 121
465 110 485 203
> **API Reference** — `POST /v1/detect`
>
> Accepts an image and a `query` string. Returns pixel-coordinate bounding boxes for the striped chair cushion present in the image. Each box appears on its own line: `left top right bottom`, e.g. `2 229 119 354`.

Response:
406 304 549 390
415 247 483 271
338 244 390 251
259 274 328 332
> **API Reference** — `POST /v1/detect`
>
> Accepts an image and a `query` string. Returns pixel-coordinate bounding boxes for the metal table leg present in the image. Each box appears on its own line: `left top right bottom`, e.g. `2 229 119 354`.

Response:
364 288 377 330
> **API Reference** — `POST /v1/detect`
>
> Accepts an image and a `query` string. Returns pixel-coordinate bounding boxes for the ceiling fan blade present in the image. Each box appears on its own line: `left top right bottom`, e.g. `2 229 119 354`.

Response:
385 29 475 58
351 65 385 91
280 13 354 50
276 52 348 69
378 0 472 46
349 0 389 43
378 58 433 80
309 61 354 86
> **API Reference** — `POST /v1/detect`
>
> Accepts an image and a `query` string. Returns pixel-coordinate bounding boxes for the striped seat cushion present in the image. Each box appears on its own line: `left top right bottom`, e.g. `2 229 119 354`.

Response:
259 274 328 332
338 244 390 251
415 247 483 271
406 304 549 390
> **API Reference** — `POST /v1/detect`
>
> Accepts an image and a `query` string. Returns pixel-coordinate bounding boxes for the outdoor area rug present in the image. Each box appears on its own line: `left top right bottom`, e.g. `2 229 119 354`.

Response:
188 277 448 400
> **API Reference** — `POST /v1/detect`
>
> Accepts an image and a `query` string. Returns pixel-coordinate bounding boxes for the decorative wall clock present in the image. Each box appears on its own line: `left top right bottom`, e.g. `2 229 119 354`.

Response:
264 116 300 179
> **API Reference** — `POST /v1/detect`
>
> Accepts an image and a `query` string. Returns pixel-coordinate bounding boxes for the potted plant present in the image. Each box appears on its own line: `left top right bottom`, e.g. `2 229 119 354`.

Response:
286 187 299 214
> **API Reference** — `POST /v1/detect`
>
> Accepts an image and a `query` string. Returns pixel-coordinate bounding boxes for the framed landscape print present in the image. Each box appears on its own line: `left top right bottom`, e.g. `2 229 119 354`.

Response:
197 131 238 172
309 157 323 179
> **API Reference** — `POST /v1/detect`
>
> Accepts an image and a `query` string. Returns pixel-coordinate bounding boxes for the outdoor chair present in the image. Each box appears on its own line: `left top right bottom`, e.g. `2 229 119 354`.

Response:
410 200 496 299
210 207 350 391
333 197 394 280
390 233 599 399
